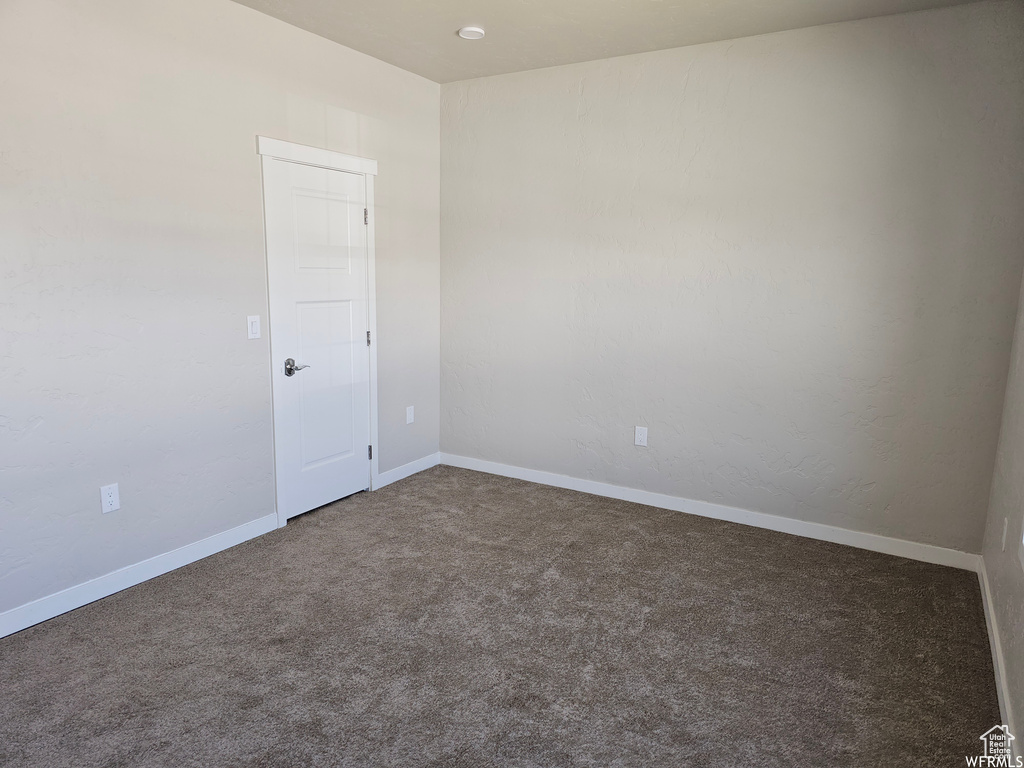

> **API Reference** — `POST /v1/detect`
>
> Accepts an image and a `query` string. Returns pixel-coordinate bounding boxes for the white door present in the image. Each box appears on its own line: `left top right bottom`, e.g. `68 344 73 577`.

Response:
262 156 371 521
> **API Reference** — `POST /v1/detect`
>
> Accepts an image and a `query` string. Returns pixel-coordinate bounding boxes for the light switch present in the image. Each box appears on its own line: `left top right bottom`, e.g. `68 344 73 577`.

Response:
247 315 261 340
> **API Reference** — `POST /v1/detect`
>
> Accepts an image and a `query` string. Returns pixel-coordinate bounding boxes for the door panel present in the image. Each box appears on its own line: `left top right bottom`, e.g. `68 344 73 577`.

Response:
263 158 370 520
297 301 355 469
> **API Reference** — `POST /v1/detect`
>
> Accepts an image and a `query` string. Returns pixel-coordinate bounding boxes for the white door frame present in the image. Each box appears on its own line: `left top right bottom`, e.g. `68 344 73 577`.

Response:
257 136 381 529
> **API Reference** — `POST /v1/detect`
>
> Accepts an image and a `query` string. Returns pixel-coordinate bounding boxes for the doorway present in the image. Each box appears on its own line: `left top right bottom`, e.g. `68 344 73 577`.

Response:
258 137 378 524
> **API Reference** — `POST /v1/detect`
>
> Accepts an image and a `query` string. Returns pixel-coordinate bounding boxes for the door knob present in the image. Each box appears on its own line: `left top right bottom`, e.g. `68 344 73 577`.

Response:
284 358 310 377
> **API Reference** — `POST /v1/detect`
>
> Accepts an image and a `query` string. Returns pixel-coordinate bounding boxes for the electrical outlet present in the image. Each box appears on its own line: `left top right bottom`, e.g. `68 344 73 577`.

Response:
634 426 648 447
100 483 120 514
406 406 414 424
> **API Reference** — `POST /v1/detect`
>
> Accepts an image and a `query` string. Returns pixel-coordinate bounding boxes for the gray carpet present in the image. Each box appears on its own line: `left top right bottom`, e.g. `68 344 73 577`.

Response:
0 466 999 767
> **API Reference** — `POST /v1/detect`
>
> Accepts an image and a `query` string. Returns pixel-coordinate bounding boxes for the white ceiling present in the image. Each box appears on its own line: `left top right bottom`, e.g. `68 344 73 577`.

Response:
231 0 980 83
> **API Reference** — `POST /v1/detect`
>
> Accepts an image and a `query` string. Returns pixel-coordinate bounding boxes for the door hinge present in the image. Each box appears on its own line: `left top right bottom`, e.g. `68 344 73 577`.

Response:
364 208 368 225
366 330 371 346
368 445 373 460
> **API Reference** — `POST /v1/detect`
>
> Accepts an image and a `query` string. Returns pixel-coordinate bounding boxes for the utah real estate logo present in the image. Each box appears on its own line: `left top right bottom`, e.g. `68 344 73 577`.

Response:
966 725 1022 767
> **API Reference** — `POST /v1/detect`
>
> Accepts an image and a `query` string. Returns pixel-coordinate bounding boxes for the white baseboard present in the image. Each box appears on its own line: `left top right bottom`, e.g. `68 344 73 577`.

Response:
3 453 1006 737
0 514 278 640
439 453 981 572
979 560 1018 747
373 452 441 489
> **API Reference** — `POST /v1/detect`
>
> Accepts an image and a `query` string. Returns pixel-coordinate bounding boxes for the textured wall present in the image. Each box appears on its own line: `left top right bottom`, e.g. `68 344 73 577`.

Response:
983 267 1024 735
0 0 440 612
441 0 1024 551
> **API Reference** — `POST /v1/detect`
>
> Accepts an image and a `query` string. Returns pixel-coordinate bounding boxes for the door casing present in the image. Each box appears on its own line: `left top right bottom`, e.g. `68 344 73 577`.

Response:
257 136 381 528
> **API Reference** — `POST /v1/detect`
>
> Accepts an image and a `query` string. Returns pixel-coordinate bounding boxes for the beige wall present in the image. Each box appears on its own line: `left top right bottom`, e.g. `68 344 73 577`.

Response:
983 267 1024 735
0 0 440 612
440 1 1024 552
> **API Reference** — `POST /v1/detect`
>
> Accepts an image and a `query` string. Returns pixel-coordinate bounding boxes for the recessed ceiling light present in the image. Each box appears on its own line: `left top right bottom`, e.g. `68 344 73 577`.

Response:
457 26 485 40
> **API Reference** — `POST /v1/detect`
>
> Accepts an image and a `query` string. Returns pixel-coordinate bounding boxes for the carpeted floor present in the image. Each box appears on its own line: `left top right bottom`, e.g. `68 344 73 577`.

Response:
0 466 999 767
